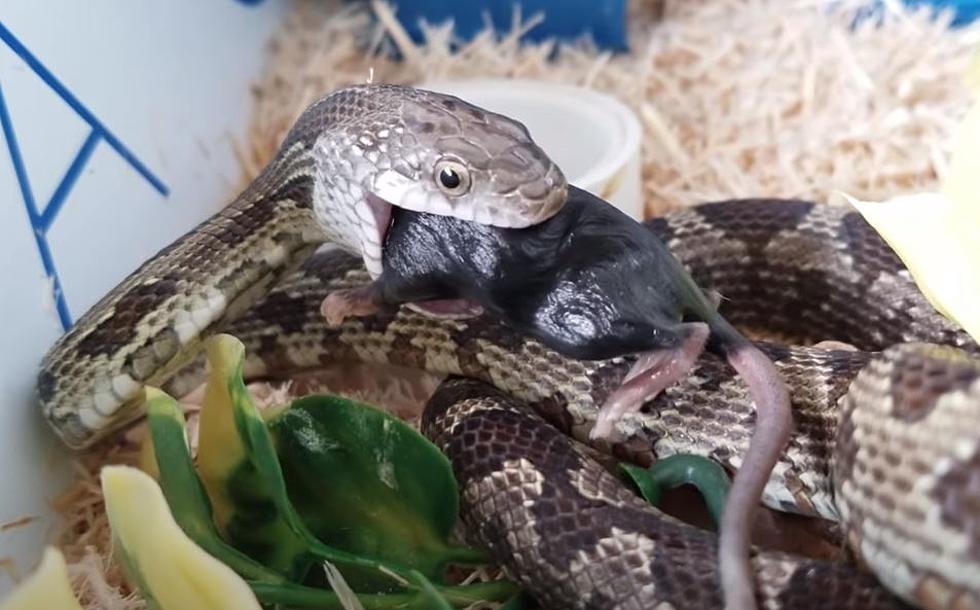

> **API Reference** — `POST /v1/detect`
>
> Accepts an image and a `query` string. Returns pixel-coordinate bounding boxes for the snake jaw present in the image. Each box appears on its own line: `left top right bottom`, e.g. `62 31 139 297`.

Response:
360 191 394 279
371 164 566 229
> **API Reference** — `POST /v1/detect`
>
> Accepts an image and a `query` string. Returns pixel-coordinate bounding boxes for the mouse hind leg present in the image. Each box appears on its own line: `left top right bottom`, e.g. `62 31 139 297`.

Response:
321 284 385 326
590 321 710 439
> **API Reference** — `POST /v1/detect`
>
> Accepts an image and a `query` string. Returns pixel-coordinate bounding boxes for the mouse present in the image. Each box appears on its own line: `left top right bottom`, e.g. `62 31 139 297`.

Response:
321 184 791 610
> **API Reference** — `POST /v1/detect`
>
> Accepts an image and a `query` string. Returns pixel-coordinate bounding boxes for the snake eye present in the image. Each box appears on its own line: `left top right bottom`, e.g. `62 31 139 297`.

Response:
434 159 471 196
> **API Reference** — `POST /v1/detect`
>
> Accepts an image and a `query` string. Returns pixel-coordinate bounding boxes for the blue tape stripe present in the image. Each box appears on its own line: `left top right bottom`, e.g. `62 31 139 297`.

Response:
40 128 100 230
0 82 38 218
0 82 73 329
0 20 169 196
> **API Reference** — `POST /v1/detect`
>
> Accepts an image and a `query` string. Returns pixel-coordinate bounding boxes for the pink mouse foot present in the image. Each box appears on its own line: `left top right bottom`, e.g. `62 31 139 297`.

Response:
590 322 709 439
320 285 383 328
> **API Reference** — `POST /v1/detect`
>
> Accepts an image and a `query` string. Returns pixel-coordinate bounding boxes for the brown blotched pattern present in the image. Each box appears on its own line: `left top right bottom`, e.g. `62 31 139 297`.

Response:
423 378 909 610
648 200 976 353
38 143 320 447
38 183 980 608
834 344 980 609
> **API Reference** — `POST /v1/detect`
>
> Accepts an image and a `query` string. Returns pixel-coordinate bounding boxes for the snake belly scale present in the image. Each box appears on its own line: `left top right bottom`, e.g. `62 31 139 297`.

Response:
35 83 980 609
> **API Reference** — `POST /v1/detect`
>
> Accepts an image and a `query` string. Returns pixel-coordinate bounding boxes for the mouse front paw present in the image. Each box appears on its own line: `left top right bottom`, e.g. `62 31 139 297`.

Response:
320 285 383 328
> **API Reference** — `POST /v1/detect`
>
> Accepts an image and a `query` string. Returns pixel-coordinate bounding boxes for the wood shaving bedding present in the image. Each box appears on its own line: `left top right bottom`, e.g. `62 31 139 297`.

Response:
241 0 980 215
47 1 979 607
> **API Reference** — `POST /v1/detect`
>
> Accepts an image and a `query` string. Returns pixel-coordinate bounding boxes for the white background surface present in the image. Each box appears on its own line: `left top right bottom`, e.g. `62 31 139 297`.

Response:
0 0 285 593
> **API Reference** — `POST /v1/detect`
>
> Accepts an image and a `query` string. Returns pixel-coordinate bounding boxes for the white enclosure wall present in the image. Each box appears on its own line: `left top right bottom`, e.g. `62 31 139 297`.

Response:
0 0 285 593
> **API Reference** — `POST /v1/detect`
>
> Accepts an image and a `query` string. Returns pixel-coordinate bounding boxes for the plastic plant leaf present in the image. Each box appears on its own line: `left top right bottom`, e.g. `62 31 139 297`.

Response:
194 336 315 578
404 570 453 610
0 547 84 610
621 455 731 527
196 334 427 589
844 190 980 344
143 386 289 584
843 60 980 344
268 393 478 582
142 391 463 609
100 465 263 610
153 334 513 607
499 591 540 610
196 334 260 523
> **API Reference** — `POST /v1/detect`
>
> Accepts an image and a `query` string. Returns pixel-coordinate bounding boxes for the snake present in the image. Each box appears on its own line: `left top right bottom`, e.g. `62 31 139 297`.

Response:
35 84 980 609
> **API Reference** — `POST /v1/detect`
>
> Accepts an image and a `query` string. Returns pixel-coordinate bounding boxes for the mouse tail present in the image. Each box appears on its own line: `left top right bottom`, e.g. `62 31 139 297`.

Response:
677 269 793 610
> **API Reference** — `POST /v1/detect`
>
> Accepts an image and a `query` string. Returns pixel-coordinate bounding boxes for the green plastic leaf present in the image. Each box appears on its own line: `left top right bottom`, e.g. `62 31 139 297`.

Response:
621 455 731 527
143 387 286 583
197 335 425 589
499 591 540 610
194 337 314 579
404 571 453 610
109 433 386 610
268 393 475 582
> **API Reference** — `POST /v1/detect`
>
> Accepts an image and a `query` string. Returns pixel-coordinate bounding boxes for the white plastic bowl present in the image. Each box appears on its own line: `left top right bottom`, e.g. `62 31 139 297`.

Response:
422 78 644 219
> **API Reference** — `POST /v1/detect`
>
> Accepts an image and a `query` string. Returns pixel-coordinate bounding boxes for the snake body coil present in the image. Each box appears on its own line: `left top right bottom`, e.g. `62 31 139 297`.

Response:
35 84 980 609
199 199 977 610
423 377 908 610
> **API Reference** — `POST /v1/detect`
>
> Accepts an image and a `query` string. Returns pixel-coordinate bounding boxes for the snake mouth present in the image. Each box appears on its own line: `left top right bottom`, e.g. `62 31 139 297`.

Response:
363 192 394 277
366 192 393 244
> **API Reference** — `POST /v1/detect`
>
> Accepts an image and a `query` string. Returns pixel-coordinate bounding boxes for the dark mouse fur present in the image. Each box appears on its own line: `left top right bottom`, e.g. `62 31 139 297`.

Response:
377 184 791 609
379 184 740 360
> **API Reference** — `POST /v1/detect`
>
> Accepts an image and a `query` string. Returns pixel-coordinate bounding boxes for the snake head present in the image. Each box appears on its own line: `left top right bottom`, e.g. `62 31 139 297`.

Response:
371 89 569 229
304 83 568 277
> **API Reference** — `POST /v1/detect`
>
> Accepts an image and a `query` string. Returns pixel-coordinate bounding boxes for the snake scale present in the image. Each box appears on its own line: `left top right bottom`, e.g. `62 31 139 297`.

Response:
36 84 980 609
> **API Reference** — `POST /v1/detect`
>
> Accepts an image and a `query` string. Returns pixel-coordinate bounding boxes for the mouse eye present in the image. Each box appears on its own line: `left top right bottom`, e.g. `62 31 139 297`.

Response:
434 159 471 196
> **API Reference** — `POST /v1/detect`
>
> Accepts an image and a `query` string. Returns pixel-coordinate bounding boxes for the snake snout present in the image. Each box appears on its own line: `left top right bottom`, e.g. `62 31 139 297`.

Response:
383 89 568 228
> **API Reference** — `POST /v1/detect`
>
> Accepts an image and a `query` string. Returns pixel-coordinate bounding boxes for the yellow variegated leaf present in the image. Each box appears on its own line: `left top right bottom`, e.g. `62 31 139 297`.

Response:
196 335 249 529
846 192 980 343
941 53 980 232
138 424 161 480
845 55 980 344
100 465 262 610
0 548 83 610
